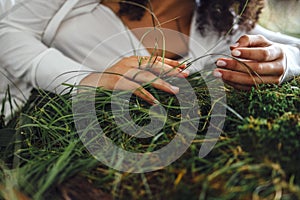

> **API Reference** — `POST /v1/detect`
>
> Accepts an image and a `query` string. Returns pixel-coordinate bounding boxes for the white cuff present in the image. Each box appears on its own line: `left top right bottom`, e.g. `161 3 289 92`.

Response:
279 44 300 84
31 48 94 94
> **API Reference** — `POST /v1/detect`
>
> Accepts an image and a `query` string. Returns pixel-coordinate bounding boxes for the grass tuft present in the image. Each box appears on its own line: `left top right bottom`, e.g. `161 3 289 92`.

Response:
0 73 300 199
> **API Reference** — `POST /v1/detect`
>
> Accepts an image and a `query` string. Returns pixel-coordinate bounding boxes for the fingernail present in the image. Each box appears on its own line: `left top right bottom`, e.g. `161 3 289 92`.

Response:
231 42 240 48
213 70 222 78
153 99 160 105
180 63 187 68
232 49 241 57
175 69 189 78
216 60 227 67
180 70 190 77
170 86 179 93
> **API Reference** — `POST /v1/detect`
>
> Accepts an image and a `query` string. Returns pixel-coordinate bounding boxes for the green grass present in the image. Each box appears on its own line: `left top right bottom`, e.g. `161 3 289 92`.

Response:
1 0 299 198
0 72 300 199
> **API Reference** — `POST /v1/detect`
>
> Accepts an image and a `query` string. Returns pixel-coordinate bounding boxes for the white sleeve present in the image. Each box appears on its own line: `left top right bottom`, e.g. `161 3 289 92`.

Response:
0 0 15 13
249 25 300 83
0 0 93 94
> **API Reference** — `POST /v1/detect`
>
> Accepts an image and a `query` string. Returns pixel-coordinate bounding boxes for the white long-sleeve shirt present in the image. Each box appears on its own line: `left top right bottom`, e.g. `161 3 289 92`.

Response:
1 0 300 118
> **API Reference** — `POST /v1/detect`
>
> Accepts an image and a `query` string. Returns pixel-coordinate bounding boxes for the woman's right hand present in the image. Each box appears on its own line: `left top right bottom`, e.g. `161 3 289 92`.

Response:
79 56 189 104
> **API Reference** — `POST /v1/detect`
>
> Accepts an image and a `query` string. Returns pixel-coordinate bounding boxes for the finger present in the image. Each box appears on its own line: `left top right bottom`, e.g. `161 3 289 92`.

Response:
80 72 160 104
132 85 159 105
216 58 284 75
123 68 180 94
126 56 189 78
213 68 281 85
105 74 159 104
155 56 187 69
231 45 284 62
230 35 271 50
138 56 187 69
141 60 189 78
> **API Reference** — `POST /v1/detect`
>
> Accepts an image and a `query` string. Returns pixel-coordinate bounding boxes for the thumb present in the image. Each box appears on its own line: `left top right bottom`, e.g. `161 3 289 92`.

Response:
230 34 272 50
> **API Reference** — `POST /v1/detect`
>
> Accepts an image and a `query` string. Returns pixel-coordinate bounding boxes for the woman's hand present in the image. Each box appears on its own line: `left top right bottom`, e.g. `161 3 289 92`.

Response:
214 34 285 90
79 56 189 104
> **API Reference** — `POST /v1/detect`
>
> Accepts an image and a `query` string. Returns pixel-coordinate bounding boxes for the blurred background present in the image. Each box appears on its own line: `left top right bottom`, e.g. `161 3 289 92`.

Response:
259 0 300 38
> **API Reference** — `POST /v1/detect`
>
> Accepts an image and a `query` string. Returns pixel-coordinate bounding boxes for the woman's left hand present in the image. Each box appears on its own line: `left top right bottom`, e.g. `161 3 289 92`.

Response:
214 34 285 90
